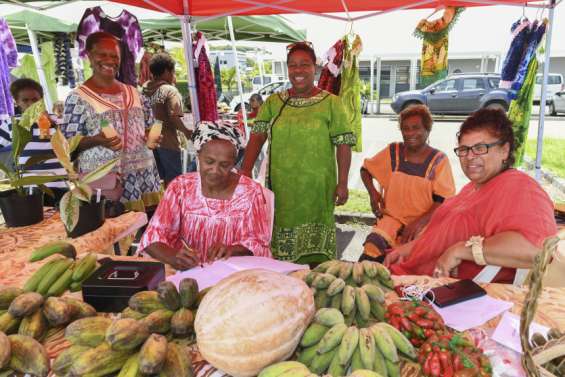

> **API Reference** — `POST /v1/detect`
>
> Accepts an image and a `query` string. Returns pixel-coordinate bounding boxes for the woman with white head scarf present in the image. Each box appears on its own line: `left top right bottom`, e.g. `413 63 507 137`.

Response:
139 121 272 270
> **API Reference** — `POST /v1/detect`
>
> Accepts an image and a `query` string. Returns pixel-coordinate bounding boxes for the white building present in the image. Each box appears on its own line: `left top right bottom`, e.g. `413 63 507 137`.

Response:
209 50 248 71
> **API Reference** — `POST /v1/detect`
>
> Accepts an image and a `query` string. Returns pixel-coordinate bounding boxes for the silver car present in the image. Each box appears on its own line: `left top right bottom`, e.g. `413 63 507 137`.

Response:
550 91 565 115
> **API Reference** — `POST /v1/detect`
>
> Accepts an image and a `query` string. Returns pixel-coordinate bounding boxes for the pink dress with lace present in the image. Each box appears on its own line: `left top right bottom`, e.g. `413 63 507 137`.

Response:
138 173 272 262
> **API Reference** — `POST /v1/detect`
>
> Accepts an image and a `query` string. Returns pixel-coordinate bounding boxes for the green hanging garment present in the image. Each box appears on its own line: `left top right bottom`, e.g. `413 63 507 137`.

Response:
508 57 538 166
414 7 464 87
11 42 58 104
339 35 363 152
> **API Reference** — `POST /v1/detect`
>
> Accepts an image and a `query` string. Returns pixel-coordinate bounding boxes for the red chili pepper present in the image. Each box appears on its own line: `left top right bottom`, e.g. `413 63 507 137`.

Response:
422 343 432 354
415 306 428 315
413 324 425 339
416 318 434 328
439 351 454 377
388 305 405 315
453 354 463 371
390 316 401 329
424 328 435 338
400 317 413 331
423 352 433 376
430 352 442 377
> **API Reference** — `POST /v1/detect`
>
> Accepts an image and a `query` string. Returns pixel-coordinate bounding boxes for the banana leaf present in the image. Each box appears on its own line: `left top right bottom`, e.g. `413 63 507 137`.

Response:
22 153 56 169
19 100 45 131
12 174 67 186
80 158 119 184
50 128 74 173
59 190 80 231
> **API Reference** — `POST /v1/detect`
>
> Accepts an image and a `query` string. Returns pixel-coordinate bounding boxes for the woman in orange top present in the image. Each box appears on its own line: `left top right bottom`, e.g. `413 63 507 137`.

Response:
359 104 455 262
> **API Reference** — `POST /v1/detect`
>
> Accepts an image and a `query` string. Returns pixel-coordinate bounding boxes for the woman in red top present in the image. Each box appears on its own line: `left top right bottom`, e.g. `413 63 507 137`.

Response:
385 108 557 284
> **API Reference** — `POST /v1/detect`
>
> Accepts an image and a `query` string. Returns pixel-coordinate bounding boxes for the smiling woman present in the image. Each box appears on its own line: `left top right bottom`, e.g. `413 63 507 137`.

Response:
240 42 356 265
61 32 162 212
385 108 558 284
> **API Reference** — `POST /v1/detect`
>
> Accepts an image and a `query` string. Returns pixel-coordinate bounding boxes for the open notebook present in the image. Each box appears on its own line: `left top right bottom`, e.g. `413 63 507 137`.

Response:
166 256 309 289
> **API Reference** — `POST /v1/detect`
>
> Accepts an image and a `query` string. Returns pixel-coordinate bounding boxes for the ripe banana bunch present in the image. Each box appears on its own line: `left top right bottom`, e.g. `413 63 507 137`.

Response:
55 318 192 377
258 360 388 377
23 251 99 297
303 261 391 327
296 308 416 377
121 278 204 340
0 286 97 340
0 331 50 377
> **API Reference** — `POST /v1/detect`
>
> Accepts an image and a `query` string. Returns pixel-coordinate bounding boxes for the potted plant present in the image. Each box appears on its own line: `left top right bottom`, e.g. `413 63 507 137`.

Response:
50 128 119 238
0 102 66 227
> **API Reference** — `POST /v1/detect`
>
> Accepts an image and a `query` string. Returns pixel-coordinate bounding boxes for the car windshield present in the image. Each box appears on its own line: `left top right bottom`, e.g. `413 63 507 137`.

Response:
536 75 563 85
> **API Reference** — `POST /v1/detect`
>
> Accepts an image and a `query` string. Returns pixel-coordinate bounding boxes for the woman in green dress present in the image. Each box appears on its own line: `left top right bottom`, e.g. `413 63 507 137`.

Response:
241 42 355 265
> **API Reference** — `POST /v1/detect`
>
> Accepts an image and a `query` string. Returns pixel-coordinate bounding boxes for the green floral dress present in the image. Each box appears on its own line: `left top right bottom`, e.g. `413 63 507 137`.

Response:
253 90 356 263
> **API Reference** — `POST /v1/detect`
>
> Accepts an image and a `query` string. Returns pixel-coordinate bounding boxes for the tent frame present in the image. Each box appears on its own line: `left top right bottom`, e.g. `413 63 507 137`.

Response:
2 0 560 179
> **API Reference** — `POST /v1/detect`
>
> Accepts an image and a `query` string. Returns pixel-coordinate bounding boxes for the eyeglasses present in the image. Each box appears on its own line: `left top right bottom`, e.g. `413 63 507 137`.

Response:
453 140 505 157
286 41 314 52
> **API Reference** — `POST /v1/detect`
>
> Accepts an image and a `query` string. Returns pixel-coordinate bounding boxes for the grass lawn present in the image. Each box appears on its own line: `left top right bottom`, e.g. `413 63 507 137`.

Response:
338 189 372 214
525 138 565 178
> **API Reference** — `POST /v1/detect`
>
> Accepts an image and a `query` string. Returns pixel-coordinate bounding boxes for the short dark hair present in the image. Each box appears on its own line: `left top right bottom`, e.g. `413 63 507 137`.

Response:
249 93 263 105
149 53 176 77
287 42 316 64
399 104 433 132
86 31 119 52
10 78 43 100
457 108 516 168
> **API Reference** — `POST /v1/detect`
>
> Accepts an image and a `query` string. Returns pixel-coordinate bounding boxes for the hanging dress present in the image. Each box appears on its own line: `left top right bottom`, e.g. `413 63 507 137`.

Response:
77 7 143 86
318 39 345 95
193 32 218 122
339 35 363 152
414 7 464 87
0 17 17 127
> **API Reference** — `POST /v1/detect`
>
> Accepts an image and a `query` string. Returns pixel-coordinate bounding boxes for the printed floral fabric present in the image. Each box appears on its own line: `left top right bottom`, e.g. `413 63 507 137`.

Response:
0 17 17 120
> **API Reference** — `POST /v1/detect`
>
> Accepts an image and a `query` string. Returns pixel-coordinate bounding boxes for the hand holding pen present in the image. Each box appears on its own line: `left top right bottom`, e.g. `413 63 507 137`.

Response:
172 239 201 270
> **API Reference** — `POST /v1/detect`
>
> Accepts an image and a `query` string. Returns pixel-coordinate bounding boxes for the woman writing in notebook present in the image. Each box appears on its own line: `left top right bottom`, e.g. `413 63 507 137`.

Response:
138 121 272 270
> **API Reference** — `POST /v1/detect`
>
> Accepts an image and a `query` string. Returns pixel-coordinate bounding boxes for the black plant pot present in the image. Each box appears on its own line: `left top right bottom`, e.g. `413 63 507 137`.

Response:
0 188 44 227
67 197 106 238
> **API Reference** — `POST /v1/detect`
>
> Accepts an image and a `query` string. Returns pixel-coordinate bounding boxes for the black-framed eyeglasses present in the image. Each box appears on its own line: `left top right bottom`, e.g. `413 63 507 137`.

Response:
453 140 505 157
286 41 314 52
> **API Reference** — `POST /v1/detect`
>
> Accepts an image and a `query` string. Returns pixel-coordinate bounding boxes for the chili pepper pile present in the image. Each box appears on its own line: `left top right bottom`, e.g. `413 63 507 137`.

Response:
418 332 493 377
384 301 445 347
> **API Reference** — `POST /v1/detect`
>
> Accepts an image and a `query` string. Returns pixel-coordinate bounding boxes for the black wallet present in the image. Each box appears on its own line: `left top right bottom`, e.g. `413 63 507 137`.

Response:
426 279 487 308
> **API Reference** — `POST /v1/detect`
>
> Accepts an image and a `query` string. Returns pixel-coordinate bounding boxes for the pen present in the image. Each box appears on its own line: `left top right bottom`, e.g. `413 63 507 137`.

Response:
180 238 203 268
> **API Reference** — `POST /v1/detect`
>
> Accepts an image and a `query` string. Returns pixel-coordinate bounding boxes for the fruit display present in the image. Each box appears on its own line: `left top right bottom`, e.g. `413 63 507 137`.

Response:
121 278 200 340
0 331 50 377
297 308 416 376
385 301 446 347
258 360 385 377
530 328 565 375
302 261 391 327
417 332 492 377
53 318 193 377
24 245 98 296
195 269 316 377
0 286 96 340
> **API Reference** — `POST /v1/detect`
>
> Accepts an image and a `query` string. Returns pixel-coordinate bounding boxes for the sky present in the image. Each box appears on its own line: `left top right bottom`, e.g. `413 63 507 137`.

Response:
1 1 563 60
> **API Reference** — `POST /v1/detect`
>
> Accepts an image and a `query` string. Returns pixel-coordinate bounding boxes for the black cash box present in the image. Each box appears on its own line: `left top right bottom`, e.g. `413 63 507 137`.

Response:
82 260 165 312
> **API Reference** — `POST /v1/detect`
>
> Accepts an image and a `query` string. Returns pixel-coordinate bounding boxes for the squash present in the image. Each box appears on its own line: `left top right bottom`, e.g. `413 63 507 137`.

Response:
195 269 315 377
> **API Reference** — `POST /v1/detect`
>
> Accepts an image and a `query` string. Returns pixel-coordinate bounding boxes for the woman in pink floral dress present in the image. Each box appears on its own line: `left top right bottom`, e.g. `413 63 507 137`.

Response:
138 121 272 270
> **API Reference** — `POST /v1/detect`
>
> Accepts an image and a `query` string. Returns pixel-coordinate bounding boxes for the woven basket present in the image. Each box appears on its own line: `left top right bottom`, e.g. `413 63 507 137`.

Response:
521 229 565 377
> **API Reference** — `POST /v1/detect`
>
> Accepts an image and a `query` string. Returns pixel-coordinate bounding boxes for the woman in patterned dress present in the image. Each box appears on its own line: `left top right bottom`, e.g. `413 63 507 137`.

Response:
138 121 272 271
61 32 161 212
240 42 355 265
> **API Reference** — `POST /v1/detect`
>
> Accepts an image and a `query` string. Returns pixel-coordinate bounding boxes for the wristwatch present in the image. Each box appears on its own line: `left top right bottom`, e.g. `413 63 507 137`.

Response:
466 235 486 265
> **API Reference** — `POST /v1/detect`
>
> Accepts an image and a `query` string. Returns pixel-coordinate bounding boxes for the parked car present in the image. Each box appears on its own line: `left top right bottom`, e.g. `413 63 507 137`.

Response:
550 90 565 115
533 73 564 104
251 75 286 91
230 81 290 112
390 73 510 115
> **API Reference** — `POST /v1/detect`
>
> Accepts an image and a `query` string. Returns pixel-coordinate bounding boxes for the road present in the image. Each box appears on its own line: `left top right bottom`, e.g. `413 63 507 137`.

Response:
348 116 565 192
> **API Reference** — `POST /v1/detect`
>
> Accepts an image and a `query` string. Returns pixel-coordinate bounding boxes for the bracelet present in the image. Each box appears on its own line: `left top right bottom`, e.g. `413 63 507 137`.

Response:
466 235 486 265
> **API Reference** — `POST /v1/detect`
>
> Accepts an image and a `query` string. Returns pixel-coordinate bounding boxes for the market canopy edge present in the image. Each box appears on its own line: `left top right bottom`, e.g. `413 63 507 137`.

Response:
109 0 553 17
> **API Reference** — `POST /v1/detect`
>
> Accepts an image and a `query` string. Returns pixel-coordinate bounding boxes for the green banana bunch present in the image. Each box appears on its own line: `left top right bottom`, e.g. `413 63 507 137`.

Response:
29 241 76 262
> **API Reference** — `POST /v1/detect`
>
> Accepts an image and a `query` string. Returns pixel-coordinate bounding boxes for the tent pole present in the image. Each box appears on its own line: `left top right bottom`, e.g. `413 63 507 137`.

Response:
180 16 201 124
535 0 556 181
227 16 249 140
258 49 265 87
375 57 382 114
26 25 53 112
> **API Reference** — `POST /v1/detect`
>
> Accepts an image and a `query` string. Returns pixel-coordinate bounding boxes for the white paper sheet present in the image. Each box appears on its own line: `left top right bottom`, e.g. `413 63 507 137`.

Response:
166 256 309 290
491 311 550 354
432 295 514 331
